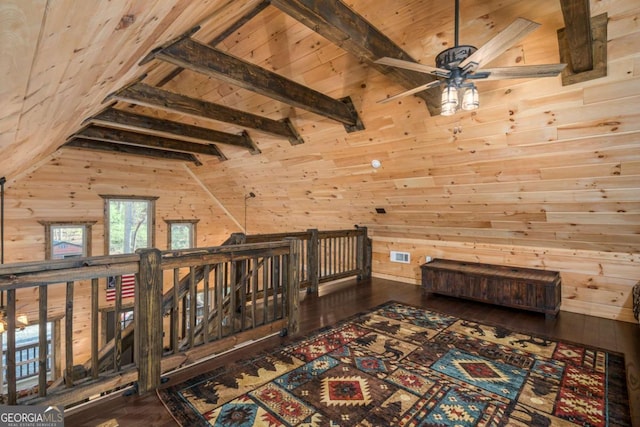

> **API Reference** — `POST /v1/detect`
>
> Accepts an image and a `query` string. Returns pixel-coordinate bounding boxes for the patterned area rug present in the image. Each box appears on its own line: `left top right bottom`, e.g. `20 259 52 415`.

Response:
158 302 630 426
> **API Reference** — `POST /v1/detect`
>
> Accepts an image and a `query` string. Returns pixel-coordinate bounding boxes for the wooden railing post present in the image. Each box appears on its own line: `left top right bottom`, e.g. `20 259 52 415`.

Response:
307 229 319 294
356 226 372 281
6 289 16 404
38 284 48 396
285 238 300 336
229 232 246 245
64 281 75 388
135 248 163 394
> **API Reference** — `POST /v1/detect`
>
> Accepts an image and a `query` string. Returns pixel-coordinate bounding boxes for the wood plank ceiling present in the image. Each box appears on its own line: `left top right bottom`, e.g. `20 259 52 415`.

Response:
31 0 593 165
1 0 638 258
2 0 592 168
65 0 449 163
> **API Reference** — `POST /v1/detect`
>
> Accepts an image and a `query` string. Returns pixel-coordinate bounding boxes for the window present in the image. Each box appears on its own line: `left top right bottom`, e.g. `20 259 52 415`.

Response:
102 196 157 255
101 196 156 365
34 222 81 393
185 292 206 329
120 310 134 330
165 219 199 250
0 323 54 393
40 221 95 259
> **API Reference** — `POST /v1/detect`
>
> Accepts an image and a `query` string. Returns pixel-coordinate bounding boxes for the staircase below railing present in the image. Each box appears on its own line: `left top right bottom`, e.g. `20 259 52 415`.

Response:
0 227 370 408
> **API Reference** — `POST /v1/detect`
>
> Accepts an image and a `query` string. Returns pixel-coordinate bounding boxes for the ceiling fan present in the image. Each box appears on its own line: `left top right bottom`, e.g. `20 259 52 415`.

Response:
375 0 566 115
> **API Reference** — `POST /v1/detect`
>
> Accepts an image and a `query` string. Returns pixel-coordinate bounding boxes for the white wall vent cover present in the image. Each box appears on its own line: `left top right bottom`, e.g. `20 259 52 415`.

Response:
390 251 410 263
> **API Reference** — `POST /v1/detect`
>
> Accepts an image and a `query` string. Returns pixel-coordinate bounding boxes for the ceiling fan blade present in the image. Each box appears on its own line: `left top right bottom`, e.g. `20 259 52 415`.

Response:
459 18 541 72
375 57 451 78
477 63 567 80
378 80 442 104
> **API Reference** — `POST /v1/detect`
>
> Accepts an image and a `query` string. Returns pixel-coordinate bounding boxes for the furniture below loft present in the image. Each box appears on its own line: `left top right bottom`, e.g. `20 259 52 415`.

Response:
421 259 561 318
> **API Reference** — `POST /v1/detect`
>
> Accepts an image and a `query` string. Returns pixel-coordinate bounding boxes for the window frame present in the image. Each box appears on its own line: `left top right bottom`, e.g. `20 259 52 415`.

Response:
101 195 158 255
164 219 199 250
39 221 96 260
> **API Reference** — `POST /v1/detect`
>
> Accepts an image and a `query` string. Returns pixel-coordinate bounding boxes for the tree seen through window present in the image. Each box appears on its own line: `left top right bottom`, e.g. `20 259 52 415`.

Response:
107 198 155 255
166 219 198 250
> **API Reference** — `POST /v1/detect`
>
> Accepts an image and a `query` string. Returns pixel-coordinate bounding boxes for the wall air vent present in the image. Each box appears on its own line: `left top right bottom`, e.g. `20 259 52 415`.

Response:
390 251 410 263
375 207 386 214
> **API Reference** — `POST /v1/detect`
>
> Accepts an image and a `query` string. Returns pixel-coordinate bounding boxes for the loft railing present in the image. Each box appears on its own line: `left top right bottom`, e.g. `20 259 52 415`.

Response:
231 226 372 293
158 240 301 370
0 253 140 406
0 227 369 408
0 239 300 408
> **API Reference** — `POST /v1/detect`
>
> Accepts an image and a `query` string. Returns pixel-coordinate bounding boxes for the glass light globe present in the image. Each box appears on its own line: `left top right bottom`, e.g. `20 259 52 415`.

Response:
441 85 458 116
462 85 479 111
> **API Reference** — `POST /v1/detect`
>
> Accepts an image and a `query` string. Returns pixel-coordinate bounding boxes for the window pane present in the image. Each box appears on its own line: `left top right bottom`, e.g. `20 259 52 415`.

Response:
51 225 86 259
121 310 134 329
2 323 53 383
170 223 193 250
109 200 151 254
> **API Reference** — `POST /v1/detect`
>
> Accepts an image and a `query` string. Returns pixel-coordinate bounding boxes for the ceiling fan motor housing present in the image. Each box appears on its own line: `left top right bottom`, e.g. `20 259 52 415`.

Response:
436 45 477 70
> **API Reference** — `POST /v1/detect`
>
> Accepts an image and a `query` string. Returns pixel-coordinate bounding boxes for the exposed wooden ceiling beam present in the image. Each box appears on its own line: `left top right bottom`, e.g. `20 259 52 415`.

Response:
270 0 441 115
86 107 261 154
157 0 271 87
73 125 227 159
64 138 203 166
141 36 365 132
559 0 593 73
557 12 607 86
106 82 304 145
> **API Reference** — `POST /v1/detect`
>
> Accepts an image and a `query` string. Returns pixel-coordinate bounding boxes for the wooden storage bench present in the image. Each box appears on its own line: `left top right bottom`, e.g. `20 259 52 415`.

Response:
421 259 561 318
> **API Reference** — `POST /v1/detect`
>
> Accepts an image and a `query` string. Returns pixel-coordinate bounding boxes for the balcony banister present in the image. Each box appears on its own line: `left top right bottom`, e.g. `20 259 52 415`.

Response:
0 227 364 407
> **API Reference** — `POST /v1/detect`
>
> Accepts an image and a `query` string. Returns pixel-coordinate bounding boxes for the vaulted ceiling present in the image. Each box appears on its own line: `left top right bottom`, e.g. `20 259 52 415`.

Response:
2 0 639 255
2 0 594 175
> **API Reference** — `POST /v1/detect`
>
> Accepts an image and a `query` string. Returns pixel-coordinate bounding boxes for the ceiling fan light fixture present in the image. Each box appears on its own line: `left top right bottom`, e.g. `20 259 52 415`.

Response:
376 2 564 114
0 309 29 334
461 85 479 111
17 314 28 326
441 84 459 116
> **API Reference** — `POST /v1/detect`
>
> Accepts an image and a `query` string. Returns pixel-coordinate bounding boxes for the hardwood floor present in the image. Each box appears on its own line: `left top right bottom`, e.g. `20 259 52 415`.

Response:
65 277 640 426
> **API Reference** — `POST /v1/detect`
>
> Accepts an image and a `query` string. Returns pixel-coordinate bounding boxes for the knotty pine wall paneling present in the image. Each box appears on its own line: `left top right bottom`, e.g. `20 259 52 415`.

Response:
182 0 640 322
4 149 241 364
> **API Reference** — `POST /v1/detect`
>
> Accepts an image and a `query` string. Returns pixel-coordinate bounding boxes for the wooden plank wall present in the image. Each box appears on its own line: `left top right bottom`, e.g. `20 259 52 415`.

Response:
0 0 638 327
4 149 240 361
373 239 639 322
358 0 640 322
6 149 239 262
177 0 640 322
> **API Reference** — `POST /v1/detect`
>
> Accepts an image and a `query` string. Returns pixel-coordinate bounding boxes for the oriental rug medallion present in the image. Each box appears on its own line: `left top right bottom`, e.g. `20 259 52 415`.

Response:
158 302 630 426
